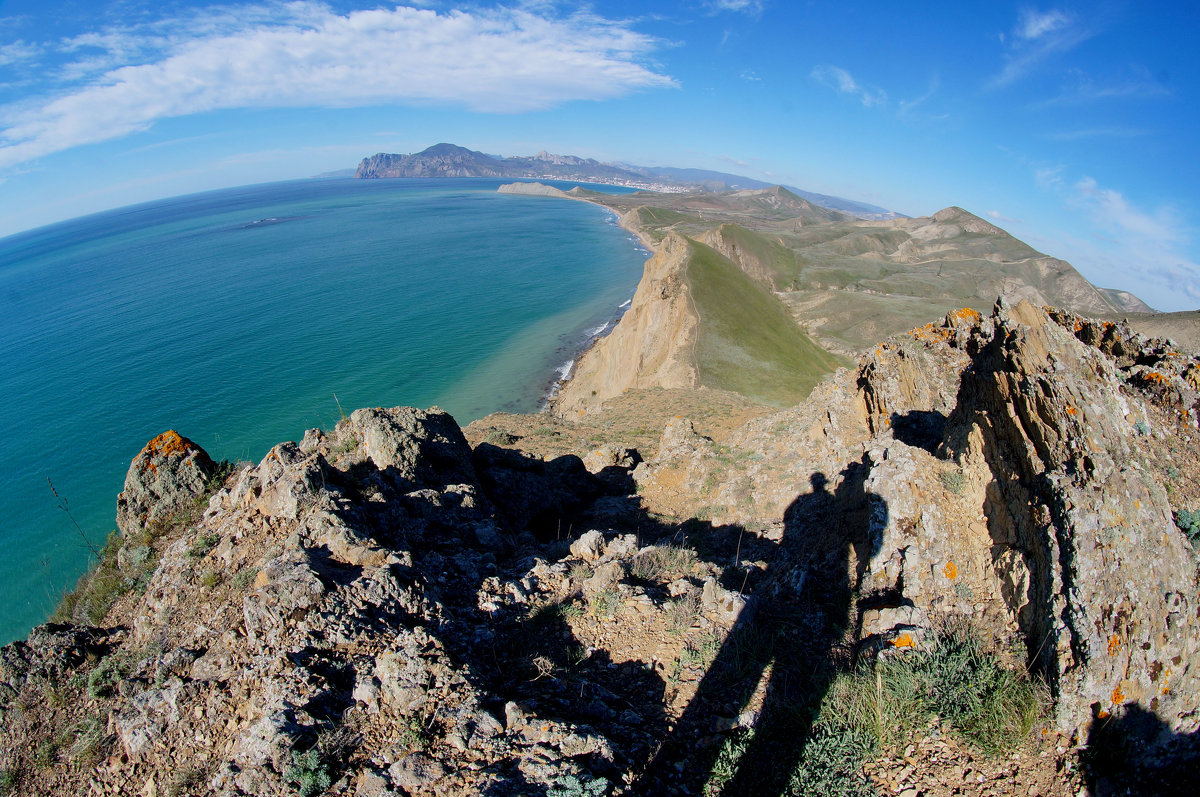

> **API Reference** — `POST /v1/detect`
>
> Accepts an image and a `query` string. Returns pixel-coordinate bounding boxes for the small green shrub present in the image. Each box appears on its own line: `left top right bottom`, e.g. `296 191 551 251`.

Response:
285 748 331 797
939 470 966 495
547 773 609 796
186 532 220 559
199 570 221 589
630 545 697 582
0 768 18 794
232 567 259 591
484 429 517 446
589 587 622 618
87 656 129 700
680 631 722 670
818 621 1043 758
1175 509 1200 549
785 725 880 797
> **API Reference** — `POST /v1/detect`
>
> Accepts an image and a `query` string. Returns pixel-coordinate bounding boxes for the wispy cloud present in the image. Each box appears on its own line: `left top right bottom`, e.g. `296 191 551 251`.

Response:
1017 8 1071 40
1062 176 1200 308
1034 164 1065 189
990 7 1093 88
706 0 765 14
0 40 40 66
0 2 675 171
1045 127 1150 141
811 65 886 107
1036 65 1171 106
986 209 1021 224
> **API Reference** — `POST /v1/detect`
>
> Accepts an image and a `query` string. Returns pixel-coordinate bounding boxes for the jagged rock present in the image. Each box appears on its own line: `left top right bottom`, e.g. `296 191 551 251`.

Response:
243 551 326 649
701 577 749 624
943 300 1200 733
582 444 640 474
570 530 606 562
116 430 216 535
348 406 476 490
389 752 447 789
114 679 184 758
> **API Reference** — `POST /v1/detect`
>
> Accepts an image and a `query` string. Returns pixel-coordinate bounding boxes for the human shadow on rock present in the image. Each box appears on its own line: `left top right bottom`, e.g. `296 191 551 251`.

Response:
635 460 884 796
1082 703 1200 797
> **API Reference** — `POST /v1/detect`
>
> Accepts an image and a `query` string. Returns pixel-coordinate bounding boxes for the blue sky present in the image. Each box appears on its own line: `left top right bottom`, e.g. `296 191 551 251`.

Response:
1 1 1197 310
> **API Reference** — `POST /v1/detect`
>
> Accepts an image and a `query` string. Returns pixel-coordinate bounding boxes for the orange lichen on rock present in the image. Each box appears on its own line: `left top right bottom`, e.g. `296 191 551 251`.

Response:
943 561 958 580
1108 635 1121 656
949 307 982 324
1112 685 1126 705
142 430 194 459
1066 405 1078 416
891 633 915 648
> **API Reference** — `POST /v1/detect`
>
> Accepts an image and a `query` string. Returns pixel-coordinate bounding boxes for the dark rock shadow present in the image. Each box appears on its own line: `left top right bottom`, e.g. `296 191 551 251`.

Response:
1082 704 1200 796
890 410 947 453
634 460 885 796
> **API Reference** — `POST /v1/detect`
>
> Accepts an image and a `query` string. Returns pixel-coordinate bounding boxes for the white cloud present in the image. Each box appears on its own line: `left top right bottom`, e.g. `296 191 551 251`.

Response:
1017 9 1071 40
0 40 40 66
1063 177 1200 309
811 65 886 107
706 0 764 13
991 8 1092 87
0 3 675 171
986 209 1020 224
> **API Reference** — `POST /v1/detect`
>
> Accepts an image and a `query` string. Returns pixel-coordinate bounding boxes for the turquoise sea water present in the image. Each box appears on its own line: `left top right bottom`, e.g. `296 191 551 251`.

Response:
0 177 648 644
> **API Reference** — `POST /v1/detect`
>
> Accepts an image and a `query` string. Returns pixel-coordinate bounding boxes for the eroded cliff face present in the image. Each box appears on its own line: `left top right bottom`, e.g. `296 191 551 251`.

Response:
552 231 700 417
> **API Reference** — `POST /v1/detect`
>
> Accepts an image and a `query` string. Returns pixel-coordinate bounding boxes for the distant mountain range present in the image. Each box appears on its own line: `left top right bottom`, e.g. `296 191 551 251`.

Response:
353 143 901 220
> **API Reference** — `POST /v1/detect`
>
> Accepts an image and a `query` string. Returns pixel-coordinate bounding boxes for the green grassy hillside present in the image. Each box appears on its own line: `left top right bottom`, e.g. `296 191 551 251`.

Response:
685 240 848 405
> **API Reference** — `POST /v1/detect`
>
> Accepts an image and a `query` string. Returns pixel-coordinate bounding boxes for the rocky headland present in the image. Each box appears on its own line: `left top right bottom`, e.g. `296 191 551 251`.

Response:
2 187 1199 797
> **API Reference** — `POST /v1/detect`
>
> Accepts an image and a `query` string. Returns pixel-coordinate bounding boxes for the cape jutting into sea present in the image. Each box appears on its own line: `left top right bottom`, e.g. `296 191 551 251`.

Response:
0 177 649 644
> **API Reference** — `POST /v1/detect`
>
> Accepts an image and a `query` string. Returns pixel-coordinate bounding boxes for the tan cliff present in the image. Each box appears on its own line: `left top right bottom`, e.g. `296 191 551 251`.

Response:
552 232 700 417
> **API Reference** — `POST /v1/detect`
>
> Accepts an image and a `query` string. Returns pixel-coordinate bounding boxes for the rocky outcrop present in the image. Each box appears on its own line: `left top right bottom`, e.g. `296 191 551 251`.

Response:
553 232 700 416
941 300 1199 732
116 430 216 535
629 300 1200 738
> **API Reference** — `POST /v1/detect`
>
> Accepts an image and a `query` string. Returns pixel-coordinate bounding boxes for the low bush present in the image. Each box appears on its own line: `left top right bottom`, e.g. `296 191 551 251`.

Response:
1175 508 1200 549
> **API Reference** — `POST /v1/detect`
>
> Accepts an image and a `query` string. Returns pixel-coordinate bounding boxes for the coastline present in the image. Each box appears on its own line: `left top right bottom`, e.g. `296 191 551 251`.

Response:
498 181 659 407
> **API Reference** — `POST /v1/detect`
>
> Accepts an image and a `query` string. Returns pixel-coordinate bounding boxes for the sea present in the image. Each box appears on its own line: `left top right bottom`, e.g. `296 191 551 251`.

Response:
0 177 649 644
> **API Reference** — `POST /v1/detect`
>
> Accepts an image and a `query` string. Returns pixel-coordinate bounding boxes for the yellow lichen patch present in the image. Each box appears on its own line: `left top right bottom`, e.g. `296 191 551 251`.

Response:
1097 709 1111 720
142 430 193 459
949 307 982 324
1108 635 1121 656
1112 685 1126 705
1066 405 1078 416
1162 668 1173 695
943 561 958 580
891 633 915 648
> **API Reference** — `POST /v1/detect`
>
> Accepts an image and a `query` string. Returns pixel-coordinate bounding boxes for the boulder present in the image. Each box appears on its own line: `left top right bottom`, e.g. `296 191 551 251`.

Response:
116 430 216 535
